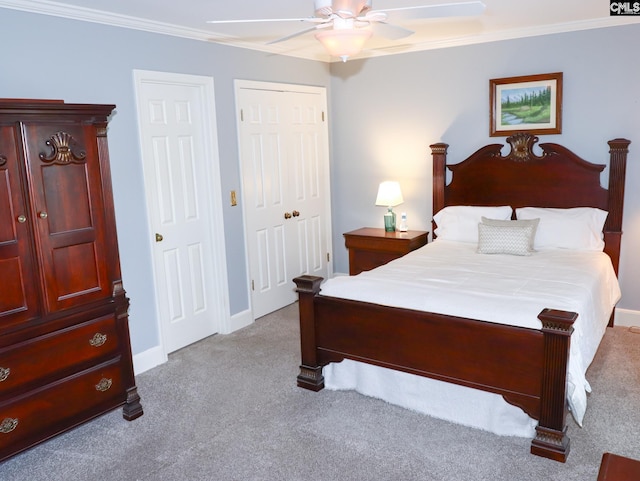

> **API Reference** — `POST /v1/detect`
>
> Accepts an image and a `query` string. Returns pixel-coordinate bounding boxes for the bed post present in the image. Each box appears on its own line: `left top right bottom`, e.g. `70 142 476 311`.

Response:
431 143 449 234
530 308 577 463
604 138 630 277
293 275 325 391
604 138 630 327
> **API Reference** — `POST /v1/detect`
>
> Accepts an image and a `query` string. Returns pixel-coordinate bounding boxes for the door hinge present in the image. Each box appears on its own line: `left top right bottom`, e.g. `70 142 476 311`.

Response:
240 109 244 122
327 252 330 262
322 111 325 122
251 279 254 291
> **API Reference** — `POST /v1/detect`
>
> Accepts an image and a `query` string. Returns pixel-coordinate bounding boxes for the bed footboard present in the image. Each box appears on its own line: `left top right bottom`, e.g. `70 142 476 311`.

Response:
294 275 577 462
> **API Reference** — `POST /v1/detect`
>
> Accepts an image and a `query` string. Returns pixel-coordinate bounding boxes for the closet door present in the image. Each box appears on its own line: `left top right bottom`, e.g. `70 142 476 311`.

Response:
22 123 111 313
237 82 331 320
0 126 41 329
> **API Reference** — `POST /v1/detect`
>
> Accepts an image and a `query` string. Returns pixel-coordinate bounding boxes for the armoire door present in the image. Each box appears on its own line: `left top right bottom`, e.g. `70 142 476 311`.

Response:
0 125 41 329
22 123 112 313
236 81 332 320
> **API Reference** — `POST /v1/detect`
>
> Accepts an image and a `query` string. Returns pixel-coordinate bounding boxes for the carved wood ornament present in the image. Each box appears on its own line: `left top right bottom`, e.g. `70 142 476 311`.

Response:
39 131 87 164
499 132 547 162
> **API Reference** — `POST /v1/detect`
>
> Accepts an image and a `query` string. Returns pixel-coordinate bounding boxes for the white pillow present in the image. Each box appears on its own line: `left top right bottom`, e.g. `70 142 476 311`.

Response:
477 217 540 255
515 207 608 251
433 206 512 243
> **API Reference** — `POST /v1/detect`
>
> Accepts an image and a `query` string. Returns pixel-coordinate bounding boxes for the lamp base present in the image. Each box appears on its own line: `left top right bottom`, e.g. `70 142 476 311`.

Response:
383 209 396 232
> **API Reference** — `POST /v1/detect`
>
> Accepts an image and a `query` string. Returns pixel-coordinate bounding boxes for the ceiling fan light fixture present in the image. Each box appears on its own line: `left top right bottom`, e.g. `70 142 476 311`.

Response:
315 28 372 62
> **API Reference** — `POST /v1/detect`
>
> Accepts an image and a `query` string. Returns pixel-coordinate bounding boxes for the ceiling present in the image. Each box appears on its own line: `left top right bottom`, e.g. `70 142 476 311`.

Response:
3 0 638 62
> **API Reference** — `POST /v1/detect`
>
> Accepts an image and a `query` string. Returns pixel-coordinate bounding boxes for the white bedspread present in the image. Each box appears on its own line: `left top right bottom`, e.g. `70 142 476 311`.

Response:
320 239 621 436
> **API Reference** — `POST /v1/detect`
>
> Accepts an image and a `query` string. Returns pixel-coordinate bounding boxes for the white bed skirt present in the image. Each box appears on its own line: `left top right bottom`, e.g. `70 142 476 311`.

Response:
324 359 538 438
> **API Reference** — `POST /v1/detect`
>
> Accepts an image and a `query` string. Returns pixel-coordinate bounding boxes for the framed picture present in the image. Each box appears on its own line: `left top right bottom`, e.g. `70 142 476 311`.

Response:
489 72 563 136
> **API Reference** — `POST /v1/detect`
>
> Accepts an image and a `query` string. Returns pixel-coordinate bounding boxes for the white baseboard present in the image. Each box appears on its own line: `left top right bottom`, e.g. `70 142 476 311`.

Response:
133 345 167 376
132 309 254 376
614 307 640 328
221 308 253 334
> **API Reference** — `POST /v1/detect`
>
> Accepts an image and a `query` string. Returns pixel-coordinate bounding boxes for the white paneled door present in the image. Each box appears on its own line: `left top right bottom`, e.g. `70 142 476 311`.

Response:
236 81 332 320
134 71 229 354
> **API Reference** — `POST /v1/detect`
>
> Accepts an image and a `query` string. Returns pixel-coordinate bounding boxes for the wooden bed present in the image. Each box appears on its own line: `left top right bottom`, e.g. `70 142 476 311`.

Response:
293 133 630 462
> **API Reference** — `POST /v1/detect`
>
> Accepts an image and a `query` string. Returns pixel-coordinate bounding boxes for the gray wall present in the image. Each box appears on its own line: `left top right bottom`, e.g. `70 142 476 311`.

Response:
0 9 330 354
2 7 639 357
328 24 640 312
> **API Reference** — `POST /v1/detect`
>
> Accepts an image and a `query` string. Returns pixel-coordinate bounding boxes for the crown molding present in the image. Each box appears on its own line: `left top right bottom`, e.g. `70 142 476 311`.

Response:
2 0 639 63
358 16 640 61
0 0 218 41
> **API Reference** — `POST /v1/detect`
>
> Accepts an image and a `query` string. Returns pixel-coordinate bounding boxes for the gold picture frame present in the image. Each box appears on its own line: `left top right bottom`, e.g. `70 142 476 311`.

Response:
490 72 563 136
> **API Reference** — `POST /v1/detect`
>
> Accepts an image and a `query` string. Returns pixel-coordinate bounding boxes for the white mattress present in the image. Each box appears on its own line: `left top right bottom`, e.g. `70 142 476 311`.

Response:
319 239 621 436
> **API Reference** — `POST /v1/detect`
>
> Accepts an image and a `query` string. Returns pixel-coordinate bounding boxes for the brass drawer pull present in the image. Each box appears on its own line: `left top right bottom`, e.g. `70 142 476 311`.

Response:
95 378 112 392
0 418 18 434
89 333 107 347
0 367 9 382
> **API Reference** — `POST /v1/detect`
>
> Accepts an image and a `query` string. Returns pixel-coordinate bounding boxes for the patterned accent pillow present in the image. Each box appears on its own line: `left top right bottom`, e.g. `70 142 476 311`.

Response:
477 217 540 256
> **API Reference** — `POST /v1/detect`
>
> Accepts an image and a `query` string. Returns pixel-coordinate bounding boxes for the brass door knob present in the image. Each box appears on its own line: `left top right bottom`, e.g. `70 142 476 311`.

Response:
284 212 292 219
155 233 163 242
292 210 300 217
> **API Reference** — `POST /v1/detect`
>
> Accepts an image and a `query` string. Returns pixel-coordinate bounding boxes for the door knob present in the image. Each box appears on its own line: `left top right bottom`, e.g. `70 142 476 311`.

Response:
292 210 300 217
284 212 292 219
155 233 163 242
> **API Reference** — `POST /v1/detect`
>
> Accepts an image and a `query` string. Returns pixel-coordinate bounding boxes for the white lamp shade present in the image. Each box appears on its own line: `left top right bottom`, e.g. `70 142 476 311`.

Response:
315 28 372 61
375 181 404 207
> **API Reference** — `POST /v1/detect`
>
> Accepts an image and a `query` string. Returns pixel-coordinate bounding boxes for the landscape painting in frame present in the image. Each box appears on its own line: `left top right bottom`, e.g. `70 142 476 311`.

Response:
490 72 563 136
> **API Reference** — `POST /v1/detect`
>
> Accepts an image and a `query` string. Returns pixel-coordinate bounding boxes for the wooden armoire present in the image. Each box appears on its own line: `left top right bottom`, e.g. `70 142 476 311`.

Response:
0 99 142 461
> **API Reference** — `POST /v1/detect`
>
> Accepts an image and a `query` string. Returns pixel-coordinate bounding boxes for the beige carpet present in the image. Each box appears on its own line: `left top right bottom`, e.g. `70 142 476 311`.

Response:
0 303 638 480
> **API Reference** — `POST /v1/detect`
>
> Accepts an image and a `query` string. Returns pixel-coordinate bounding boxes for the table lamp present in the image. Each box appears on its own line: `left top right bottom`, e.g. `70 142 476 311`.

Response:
375 181 404 232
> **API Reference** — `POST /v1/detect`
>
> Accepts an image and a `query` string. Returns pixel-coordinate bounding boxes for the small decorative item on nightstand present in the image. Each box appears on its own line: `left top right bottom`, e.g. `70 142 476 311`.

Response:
375 181 403 232
398 212 408 232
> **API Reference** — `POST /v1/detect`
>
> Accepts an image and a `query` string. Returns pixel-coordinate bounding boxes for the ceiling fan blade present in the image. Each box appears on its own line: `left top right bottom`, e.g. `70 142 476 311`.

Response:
266 24 325 45
371 22 414 40
207 17 322 25
376 1 486 21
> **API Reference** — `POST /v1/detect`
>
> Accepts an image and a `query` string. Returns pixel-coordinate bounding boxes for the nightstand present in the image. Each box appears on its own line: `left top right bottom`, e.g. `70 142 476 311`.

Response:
597 453 640 481
343 227 429 275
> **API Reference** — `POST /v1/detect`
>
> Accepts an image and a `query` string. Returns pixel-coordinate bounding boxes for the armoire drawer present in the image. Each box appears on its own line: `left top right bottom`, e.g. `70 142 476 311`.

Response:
0 359 125 455
0 314 120 394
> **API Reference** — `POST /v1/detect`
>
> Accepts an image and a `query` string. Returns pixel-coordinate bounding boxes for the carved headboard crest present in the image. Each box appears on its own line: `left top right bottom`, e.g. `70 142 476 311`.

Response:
496 132 548 162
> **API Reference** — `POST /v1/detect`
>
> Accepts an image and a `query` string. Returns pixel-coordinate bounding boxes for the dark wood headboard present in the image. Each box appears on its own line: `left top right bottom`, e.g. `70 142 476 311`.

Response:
430 133 630 274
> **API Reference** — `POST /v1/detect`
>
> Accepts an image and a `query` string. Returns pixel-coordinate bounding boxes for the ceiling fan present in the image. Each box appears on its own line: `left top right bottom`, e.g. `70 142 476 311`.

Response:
207 0 486 62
